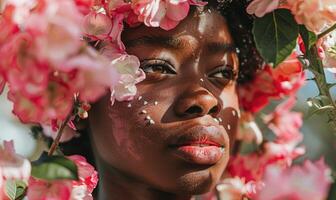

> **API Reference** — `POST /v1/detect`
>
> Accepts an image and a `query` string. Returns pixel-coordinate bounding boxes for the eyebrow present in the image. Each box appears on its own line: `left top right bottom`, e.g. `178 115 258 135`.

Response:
125 35 236 53
125 36 187 49
207 42 236 54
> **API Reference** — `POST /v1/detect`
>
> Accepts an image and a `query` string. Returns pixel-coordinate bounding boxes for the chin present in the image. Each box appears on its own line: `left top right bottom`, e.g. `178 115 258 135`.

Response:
174 168 221 195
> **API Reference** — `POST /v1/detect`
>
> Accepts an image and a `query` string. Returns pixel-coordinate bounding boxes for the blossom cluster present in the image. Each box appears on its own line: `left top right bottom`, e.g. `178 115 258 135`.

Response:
0 0 146 127
0 141 98 200
247 0 336 34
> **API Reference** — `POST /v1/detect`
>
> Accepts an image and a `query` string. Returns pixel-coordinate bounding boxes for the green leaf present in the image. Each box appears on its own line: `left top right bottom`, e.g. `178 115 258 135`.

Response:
299 25 317 51
253 9 299 66
5 180 27 200
31 152 78 181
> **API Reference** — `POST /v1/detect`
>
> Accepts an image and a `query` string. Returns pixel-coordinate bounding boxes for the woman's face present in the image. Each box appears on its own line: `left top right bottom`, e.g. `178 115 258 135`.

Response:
89 9 240 195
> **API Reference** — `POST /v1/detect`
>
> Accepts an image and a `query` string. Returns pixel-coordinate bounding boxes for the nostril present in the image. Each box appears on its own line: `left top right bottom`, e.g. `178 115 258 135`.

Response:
209 106 219 115
185 105 203 115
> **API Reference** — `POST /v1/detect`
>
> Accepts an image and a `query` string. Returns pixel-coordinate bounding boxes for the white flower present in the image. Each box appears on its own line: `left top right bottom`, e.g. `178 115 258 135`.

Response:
110 54 146 105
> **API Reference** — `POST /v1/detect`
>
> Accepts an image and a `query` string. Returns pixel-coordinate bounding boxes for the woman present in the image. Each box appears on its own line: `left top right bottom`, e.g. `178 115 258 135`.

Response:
63 1 262 199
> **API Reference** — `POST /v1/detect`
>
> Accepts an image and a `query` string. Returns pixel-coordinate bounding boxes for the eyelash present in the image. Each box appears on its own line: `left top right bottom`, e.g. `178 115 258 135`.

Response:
207 65 237 81
140 59 176 75
140 59 237 83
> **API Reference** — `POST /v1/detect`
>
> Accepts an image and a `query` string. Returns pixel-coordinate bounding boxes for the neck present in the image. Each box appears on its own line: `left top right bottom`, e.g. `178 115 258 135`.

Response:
97 164 192 200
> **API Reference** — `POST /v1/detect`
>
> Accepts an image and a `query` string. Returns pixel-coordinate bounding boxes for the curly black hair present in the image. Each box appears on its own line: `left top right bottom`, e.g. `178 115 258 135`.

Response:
60 0 264 165
215 0 264 83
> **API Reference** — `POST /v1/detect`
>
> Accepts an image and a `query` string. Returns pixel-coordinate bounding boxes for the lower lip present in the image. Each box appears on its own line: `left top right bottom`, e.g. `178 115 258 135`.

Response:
171 145 224 165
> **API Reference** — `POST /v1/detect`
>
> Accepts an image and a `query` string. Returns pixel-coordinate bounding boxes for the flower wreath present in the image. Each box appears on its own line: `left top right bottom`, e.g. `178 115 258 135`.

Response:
0 0 335 199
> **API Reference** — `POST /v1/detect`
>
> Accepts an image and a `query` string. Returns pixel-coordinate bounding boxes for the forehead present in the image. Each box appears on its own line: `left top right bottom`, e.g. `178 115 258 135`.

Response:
122 9 234 47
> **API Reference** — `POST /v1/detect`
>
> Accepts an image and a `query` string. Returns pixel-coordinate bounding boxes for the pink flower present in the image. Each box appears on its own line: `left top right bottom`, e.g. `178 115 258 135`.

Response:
0 6 20 46
27 178 72 200
239 54 305 113
27 155 98 200
7 79 73 124
237 112 263 144
263 141 305 167
228 153 267 183
263 97 303 143
246 0 280 17
24 0 84 65
74 0 95 15
255 159 332 200
286 0 336 33
0 0 130 125
82 12 113 40
215 177 262 199
2 0 37 25
60 47 118 102
0 33 50 97
68 155 98 199
132 0 206 30
0 141 31 182
109 53 146 104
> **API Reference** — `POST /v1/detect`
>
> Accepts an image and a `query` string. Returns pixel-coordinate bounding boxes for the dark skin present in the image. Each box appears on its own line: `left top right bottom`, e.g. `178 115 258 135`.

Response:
89 8 240 200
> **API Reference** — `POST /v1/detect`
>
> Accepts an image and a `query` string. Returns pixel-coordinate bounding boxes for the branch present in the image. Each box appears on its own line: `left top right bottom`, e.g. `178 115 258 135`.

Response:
318 23 336 39
48 112 73 156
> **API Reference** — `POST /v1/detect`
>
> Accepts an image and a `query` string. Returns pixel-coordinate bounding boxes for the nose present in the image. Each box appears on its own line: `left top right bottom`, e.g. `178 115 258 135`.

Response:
174 88 221 118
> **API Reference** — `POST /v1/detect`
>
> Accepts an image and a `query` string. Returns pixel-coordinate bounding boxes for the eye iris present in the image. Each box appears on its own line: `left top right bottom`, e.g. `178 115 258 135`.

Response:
221 70 233 79
152 65 164 73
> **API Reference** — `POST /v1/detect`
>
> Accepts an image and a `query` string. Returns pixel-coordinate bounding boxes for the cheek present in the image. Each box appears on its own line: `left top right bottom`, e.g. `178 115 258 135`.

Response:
218 86 239 148
89 85 175 163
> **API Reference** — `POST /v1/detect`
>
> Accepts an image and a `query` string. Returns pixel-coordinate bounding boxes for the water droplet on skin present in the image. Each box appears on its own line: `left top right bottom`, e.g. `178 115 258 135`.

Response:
218 118 222 122
127 103 132 108
144 101 148 105
200 78 204 82
227 124 231 130
214 118 219 123
138 96 142 100
149 119 155 125
141 110 147 114
232 110 236 116
145 116 151 120
154 101 158 105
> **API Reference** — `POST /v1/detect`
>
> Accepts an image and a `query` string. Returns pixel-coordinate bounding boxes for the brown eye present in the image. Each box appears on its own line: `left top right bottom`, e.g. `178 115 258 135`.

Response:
140 59 176 75
208 65 237 85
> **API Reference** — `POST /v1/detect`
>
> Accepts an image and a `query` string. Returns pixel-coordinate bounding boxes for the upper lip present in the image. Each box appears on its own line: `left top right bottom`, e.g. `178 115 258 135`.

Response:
168 124 226 148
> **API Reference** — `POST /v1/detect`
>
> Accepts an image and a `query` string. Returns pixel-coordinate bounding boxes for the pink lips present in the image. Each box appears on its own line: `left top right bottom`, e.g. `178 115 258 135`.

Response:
169 125 226 165
174 144 224 165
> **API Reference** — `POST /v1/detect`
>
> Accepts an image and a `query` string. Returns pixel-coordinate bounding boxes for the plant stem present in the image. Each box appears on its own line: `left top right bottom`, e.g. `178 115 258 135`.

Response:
307 46 336 133
318 23 336 39
48 113 73 156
